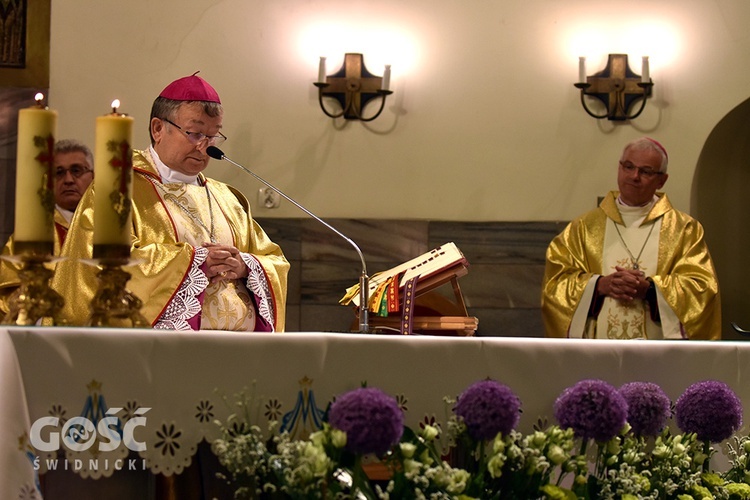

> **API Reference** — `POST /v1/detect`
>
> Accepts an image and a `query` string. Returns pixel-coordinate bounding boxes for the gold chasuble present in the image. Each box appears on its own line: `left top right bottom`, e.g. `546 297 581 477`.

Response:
542 191 721 340
52 149 289 331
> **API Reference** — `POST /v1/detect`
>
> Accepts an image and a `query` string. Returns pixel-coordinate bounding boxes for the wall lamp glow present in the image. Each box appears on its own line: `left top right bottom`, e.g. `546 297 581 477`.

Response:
575 54 653 121
314 53 393 121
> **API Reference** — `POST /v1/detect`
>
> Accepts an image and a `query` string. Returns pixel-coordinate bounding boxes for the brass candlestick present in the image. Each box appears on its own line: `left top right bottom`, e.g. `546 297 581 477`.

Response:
86 254 148 328
1 253 65 326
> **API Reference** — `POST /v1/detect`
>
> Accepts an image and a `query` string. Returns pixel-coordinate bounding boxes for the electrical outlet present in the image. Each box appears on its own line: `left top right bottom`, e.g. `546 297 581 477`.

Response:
258 187 281 209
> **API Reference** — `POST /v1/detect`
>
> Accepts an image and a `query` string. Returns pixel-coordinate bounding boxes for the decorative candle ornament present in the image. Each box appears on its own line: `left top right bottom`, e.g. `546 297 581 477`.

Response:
579 57 586 83
641 56 650 83
14 93 57 254
93 99 134 259
382 65 391 91
318 57 327 83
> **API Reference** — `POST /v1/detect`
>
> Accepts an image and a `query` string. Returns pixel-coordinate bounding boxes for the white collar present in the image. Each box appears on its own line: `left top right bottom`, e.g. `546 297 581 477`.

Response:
150 145 200 185
55 205 74 224
617 194 657 215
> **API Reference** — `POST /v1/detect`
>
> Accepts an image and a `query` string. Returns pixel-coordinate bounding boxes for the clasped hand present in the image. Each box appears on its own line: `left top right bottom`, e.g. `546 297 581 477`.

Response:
203 243 248 282
597 266 650 302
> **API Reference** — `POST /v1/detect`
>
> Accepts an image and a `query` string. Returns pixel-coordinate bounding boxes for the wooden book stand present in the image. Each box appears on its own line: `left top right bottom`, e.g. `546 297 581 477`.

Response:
345 243 479 336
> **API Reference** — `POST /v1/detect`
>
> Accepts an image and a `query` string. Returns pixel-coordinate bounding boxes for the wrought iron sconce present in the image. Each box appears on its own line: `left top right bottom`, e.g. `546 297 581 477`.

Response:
574 54 653 121
314 53 393 121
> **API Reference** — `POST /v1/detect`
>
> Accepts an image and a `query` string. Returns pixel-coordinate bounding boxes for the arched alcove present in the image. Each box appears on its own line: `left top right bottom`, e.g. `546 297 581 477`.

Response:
692 97 750 340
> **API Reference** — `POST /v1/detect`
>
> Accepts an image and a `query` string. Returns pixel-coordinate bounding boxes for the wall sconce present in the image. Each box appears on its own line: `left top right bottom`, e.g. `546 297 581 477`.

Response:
314 53 393 121
574 54 653 121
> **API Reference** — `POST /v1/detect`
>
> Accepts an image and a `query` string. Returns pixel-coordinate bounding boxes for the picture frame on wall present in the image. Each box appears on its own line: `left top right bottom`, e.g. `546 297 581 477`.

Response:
0 0 50 87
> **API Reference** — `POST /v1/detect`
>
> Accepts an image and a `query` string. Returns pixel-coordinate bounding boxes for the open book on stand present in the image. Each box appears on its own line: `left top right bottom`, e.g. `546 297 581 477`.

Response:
340 242 478 336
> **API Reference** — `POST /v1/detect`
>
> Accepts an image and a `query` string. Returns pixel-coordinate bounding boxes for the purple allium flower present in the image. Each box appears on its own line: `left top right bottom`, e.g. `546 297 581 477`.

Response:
453 379 521 441
619 382 672 437
328 387 404 456
675 380 743 443
554 379 628 442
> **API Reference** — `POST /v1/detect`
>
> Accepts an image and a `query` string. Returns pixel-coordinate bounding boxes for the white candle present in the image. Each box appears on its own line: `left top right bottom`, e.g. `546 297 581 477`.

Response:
93 100 134 258
14 95 57 250
641 56 650 82
382 65 391 91
318 57 327 83
578 57 586 83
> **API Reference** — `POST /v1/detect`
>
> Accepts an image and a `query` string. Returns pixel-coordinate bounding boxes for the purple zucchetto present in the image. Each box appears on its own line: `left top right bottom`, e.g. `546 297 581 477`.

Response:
159 72 221 103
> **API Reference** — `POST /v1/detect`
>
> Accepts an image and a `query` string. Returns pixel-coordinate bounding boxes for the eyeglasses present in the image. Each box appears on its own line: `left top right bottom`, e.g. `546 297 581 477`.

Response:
619 161 665 179
55 165 93 179
162 118 227 148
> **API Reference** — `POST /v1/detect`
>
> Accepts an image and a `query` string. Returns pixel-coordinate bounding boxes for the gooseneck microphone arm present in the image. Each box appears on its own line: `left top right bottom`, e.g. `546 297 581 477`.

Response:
206 146 369 333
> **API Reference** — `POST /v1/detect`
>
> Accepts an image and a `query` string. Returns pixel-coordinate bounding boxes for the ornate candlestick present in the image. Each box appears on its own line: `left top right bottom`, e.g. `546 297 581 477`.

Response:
2 255 65 325
87 257 148 328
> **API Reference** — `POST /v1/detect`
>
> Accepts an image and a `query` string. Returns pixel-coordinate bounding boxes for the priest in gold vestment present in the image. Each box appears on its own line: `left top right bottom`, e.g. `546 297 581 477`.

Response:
542 137 720 340
52 74 289 331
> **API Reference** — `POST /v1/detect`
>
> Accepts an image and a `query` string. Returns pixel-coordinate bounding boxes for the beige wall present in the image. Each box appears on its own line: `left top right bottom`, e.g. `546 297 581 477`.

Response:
49 0 750 222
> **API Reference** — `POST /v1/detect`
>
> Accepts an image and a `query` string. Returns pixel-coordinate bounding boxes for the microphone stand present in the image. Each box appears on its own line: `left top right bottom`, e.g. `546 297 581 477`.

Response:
207 147 369 333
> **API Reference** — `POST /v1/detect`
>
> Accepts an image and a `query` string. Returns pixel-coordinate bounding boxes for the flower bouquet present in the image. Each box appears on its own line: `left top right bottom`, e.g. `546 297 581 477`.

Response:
212 378 750 499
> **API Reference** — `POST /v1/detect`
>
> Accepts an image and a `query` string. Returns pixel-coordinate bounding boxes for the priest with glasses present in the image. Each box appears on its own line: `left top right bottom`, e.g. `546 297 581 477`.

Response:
542 137 721 340
53 74 289 331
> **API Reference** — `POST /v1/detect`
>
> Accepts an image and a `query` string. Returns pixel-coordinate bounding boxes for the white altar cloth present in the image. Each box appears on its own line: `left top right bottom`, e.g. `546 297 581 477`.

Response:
2 327 750 498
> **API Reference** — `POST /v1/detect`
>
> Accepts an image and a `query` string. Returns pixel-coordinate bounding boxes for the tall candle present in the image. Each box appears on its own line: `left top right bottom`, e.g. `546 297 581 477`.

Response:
93 99 134 259
318 57 327 83
578 57 586 83
382 65 391 91
14 93 57 253
641 56 650 83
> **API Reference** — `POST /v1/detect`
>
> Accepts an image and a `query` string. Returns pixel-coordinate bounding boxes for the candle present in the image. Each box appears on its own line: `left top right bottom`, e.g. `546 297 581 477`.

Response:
578 57 586 83
382 65 391 91
14 93 57 253
318 57 327 83
641 56 650 83
93 100 134 259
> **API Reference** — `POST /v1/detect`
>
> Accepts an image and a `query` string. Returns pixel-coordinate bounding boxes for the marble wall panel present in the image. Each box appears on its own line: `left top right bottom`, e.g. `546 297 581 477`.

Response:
299 219 429 264
428 221 566 264
299 304 357 333
470 308 546 338
459 263 546 309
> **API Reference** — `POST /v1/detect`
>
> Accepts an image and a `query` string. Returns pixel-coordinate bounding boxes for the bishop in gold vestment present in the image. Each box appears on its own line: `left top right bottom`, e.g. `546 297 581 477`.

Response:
51 74 289 331
541 138 721 340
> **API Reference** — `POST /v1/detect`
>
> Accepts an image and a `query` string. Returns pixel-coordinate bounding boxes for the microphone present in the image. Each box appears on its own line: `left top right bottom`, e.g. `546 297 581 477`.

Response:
206 146 370 333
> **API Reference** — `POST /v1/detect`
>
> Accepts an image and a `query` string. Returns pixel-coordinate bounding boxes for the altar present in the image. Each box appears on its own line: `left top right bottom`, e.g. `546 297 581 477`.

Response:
2 327 750 498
